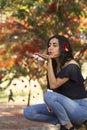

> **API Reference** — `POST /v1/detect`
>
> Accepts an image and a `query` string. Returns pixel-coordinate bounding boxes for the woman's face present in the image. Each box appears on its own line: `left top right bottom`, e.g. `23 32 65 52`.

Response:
48 38 60 59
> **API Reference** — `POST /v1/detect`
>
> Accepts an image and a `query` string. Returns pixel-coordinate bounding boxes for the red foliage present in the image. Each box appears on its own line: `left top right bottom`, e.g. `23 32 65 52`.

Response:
48 2 57 13
23 63 28 67
0 75 3 79
23 39 41 53
34 68 38 71
7 18 29 33
30 55 34 59
0 60 5 68
5 58 16 69
84 49 87 56
0 34 6 43
35 49 40 53
0 49 6 56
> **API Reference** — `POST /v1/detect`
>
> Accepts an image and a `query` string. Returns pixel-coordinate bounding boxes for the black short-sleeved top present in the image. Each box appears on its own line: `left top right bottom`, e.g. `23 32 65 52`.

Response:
52 64 87 99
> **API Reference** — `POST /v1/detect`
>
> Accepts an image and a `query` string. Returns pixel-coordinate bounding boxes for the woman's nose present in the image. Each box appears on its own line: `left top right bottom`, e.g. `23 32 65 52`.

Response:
49 47 52 51
49 45 53 49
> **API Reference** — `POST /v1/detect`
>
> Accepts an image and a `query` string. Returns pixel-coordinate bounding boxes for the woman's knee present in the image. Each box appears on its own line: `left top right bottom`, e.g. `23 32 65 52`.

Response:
24 106 35 120
24 107 30 119
44 91 51 101
44 91 60 101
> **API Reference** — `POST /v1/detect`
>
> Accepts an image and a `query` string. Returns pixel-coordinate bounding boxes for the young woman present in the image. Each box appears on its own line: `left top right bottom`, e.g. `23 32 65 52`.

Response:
24 35 87 130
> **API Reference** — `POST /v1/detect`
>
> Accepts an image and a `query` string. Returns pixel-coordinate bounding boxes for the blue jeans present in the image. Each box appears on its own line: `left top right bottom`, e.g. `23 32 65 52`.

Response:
24 91 87 125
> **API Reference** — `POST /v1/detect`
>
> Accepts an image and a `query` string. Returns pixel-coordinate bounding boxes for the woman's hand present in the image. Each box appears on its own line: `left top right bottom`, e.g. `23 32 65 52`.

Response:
35 53 52 61
47 106 53 113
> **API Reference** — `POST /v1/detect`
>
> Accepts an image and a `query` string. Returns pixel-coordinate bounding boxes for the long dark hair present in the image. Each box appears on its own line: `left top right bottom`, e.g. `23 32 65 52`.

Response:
47 35 74 88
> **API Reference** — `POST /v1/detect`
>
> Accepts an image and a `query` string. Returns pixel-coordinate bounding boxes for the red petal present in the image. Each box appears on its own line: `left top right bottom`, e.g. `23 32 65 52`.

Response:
21 80 24 82
30 56 34 59
35 49 40 53
13 83 16 86
25 85 27 88
24 63 27 66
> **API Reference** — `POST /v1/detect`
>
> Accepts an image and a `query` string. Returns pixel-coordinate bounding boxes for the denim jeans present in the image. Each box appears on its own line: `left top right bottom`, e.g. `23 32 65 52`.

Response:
24 91 87 125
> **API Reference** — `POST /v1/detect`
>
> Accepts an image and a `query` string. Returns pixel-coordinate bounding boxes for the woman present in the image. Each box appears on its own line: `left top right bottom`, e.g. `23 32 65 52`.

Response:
24 35 87 130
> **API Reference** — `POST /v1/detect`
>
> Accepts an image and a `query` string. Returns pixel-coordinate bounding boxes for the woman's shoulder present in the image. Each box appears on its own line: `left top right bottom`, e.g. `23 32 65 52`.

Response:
57 60 81 79
63 60 80 69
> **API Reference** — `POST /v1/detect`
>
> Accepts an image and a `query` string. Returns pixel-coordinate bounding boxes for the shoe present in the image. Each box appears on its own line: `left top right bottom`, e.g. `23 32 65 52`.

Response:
60 125 77 130
60 125 66 130
69 126 77 130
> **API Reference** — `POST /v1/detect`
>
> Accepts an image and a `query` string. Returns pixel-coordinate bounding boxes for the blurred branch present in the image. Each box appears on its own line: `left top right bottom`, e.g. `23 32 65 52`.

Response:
74 43 87 60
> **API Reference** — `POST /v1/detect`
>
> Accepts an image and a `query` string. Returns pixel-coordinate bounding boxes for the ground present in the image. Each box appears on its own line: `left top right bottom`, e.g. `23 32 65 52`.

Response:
0 102 87 130
0 102 59 130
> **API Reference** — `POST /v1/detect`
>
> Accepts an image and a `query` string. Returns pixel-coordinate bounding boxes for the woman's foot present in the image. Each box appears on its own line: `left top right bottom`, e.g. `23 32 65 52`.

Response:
60 125 77 130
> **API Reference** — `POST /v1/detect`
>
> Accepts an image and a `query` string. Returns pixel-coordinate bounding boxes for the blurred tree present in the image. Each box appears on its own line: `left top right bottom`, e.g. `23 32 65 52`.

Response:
0 0 87 79
0 0 87 105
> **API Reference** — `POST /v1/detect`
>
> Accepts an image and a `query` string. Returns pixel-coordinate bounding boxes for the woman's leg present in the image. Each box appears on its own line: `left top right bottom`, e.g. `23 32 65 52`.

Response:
44 91 87 126
24 103 58 125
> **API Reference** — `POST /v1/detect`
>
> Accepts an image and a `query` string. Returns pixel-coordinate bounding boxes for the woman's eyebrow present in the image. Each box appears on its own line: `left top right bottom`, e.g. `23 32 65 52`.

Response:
49 42 58 44
53 42 58 44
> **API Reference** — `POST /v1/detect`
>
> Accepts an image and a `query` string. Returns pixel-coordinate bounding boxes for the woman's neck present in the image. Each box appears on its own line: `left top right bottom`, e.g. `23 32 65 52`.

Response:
55 59 61 73
55 57 59 64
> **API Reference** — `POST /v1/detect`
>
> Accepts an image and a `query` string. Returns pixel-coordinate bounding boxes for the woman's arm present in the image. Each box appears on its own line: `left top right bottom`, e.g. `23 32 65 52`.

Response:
35 53 69 89
47 58 69 89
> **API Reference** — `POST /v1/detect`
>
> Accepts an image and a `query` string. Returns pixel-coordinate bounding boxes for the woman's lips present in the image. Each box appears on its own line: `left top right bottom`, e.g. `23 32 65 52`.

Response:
49 52 52 55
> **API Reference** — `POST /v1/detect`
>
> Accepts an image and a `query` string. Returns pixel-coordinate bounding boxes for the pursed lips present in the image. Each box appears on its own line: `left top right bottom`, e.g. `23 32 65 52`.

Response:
48 51 53 55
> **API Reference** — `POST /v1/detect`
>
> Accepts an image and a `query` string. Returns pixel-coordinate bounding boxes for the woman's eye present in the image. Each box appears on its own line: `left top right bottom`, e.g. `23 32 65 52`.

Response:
52 43 57 47
48 44 51 47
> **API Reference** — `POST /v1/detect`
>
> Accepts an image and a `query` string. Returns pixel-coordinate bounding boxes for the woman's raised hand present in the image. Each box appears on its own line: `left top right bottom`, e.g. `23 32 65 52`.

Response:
35 53 51 61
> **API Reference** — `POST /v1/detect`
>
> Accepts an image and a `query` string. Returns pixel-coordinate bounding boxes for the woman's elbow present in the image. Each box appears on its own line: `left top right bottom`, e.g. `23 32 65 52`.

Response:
50 83 59 89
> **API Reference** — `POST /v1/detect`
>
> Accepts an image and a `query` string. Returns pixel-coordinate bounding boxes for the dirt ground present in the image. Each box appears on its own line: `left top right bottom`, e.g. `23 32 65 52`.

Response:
0 102 59 130
0 102 87 130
